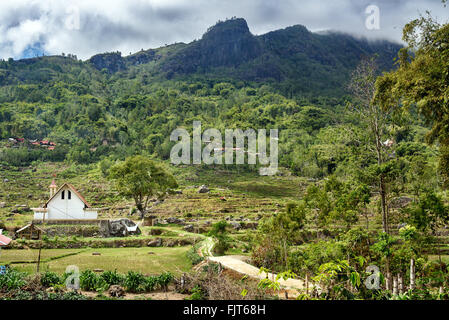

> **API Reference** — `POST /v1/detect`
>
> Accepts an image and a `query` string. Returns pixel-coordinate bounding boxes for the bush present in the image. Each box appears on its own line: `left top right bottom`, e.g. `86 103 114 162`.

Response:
100 270 125 286
185 285 205 300
187 246 204 265
0 268 27 290
208 221 231 255
80 269 99 291
41 271 62 287
124 271 146 293
144 276 158 292
157 272 174 291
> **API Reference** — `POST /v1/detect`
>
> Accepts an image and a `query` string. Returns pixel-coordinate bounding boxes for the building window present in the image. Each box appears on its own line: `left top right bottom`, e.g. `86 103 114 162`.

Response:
61 190 65 199
68 191 71 200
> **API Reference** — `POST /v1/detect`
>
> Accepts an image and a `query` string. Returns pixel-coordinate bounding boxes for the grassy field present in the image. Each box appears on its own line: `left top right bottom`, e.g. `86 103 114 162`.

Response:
0 248 83 263
0 247 192 275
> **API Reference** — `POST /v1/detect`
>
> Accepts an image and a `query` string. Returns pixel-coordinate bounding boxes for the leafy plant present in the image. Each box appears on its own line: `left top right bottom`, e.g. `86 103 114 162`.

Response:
0 268 27 290
80 269 100 291
100 270 124 286
41 271 62 287
124 271 146 293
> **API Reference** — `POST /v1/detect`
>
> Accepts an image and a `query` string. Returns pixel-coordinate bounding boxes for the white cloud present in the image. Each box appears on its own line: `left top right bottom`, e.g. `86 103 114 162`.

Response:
0 0 447 60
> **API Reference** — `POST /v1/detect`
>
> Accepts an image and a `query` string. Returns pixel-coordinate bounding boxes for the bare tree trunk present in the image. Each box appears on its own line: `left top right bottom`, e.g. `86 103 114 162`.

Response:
386 272 392 292
377 145 388 235
385 257 392 292
283 238 288 270
305 274 309 295
398 273 404 295
36 241 42 273
410 258 415 290
393 276 398 296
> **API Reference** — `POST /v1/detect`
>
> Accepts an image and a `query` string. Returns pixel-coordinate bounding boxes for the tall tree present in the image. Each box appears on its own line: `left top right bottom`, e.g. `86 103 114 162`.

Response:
348 58 391 234
374 10 449 185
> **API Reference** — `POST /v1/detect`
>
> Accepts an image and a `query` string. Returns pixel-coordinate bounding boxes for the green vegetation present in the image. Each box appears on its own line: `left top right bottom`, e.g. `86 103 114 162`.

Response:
109 155 178 218
0 266 175 300
2 6 449 301
1 247 192 275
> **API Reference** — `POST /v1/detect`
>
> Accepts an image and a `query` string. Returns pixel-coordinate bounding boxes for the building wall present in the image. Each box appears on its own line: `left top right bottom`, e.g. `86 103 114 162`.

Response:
33 186 97 220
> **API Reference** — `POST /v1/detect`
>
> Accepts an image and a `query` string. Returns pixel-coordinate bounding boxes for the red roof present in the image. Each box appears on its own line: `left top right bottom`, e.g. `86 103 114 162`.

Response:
0 234 12 246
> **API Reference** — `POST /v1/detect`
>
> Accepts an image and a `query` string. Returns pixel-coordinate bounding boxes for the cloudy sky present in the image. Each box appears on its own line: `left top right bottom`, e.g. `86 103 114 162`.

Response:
1 0 448 61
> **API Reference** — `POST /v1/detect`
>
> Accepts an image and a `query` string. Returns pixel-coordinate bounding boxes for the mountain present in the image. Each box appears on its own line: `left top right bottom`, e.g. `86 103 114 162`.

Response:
86 18 402 96
0 17 402 98
0 18 407 170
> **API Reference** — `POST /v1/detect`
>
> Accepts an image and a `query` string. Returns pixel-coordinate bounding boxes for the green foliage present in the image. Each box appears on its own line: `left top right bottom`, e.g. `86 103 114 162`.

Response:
124 270 146 293
144 276 158 292
41 271 62 287
208 221 231 255
0 268 27 290
80 269 101 291
186 246 204 265
186 285 205 300
405 192 449 232
374 12 449 181
109 155 178 217
100 270 125 286
157 272 174 290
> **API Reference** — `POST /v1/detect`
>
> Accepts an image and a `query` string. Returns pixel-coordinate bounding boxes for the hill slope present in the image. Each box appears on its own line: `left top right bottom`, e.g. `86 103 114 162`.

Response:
0 18 401 97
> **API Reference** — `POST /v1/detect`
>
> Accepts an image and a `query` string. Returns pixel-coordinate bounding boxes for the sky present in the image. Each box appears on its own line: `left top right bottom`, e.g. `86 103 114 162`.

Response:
0 0 448 61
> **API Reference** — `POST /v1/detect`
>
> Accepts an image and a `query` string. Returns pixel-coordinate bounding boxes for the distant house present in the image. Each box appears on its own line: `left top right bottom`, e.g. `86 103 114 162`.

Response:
16 224 44 240
33 180 98 221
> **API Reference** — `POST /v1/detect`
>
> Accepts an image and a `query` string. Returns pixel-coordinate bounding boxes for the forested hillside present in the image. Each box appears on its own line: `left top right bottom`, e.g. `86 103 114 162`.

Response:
0 18 405 175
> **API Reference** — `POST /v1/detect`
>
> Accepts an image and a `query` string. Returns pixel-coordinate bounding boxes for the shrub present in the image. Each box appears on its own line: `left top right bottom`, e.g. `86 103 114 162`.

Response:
185 285 204 300
124 271 146 293
41 271 62 287
80 269 99 291
0 268 27 290
208 221 231 255
187 246 204 265
144 276 158 292
101 270 125 286
157 272 174 291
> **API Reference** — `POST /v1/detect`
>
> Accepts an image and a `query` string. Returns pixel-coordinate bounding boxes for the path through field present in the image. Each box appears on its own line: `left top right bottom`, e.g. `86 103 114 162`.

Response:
197 236 306 291
208 255 305 290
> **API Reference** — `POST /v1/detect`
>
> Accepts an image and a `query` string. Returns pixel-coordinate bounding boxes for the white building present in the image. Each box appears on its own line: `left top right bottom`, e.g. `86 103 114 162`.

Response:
33 180 98 221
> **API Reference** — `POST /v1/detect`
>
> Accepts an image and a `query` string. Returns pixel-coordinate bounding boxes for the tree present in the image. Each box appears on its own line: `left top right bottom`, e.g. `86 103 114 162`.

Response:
109 155 177 218
208 221 231 255
374 9 449 185
260 202 307 269
348 57 391 234
406 191 449 232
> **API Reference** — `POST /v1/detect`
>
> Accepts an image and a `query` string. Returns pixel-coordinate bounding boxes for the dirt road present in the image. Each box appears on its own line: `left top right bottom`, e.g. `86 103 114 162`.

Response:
208 255 305 290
